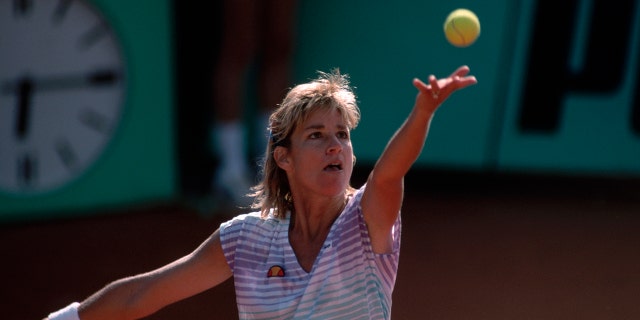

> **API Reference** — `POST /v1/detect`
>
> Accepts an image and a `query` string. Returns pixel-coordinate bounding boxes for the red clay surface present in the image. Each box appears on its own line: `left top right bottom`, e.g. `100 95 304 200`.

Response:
4 171 640 319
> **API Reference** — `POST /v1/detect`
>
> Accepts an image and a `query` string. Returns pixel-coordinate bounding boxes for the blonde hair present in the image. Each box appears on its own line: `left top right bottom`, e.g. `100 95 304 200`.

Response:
250 69 361 218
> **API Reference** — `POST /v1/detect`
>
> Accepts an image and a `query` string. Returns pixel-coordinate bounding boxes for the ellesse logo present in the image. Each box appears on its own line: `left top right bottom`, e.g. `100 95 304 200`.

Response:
267 265 285 277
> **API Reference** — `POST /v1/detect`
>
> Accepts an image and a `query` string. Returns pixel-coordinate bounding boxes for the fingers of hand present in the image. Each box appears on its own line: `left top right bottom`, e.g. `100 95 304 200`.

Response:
452 65 470 77
412 77 427 90
428 75 440 100
416 66 476 101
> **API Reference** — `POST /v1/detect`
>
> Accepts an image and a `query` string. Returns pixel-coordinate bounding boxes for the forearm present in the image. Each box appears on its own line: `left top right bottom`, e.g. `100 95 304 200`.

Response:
77 276 155 320
46 275 157 320
362 104 433 236
374 104 434 181
375 67 476 180
48 230 232 320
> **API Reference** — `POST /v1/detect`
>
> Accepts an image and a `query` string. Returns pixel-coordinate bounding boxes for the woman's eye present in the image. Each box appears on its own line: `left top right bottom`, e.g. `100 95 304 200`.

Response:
338 131 349 139
309 132 321 139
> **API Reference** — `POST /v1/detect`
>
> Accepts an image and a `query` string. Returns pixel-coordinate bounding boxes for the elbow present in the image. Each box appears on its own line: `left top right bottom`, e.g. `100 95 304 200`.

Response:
367 171 404 192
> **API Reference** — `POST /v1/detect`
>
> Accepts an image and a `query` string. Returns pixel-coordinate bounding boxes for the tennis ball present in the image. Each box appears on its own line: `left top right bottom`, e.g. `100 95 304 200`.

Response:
443 8 480 47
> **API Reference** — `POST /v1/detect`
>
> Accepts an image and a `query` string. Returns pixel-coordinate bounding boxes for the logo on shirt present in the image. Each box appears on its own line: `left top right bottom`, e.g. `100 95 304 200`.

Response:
267 265 285 277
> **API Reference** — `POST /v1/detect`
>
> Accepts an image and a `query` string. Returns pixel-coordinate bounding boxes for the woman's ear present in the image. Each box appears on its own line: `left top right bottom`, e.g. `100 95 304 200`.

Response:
273 146 290 170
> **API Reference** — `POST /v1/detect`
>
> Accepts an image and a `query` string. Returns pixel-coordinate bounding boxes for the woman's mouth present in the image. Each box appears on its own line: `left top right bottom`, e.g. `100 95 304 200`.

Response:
324 162 343 171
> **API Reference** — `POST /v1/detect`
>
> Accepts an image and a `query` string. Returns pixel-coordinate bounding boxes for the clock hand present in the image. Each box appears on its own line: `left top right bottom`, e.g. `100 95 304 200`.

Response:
33 69 121 91
5 70 119 140
1 69 120 95
16 76 34 141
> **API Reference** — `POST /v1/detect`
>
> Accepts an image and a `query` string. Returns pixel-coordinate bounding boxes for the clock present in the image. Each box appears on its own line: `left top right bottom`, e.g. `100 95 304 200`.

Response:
0 0 126 195
0 0 175 221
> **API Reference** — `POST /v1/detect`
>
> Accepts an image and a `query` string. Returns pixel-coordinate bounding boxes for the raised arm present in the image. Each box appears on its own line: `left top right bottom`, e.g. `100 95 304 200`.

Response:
361 65 477 253
47 229 232 320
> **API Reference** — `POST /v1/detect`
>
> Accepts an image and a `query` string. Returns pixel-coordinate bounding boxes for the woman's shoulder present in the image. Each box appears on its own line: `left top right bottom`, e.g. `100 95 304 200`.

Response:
222 209 287 229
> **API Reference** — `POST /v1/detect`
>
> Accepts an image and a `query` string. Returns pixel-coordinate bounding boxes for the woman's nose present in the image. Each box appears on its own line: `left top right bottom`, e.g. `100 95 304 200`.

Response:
326 136 343 154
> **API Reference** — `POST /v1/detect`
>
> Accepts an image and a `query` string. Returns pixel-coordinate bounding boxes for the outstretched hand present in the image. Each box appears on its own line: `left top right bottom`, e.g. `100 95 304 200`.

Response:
412 65 477 114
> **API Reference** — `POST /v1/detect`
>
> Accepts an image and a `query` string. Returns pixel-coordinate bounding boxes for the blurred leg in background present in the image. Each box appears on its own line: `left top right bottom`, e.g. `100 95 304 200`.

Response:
211 0 297 207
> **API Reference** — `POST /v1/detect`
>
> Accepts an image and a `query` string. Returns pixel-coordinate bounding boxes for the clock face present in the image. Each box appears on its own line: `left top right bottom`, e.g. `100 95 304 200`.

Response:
0 0 126 195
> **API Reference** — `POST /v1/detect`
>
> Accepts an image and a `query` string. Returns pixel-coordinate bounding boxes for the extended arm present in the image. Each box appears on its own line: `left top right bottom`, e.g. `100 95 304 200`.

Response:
47 229 231 320
361 65 477 253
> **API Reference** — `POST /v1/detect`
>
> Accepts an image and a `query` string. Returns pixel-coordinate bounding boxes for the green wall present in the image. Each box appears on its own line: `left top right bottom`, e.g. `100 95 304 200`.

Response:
293 0 640 176
2 0 639 222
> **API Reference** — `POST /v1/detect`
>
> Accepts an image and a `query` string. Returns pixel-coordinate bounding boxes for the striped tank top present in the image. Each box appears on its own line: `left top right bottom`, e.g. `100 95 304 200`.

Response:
219 185 401 319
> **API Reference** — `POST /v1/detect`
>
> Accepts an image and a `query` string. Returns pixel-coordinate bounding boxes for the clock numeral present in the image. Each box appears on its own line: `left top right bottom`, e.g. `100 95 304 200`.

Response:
78 23 108 50
79 108 110 134
52 0 73 24
17 152 37 187
13 0 33 17
55 138 78 170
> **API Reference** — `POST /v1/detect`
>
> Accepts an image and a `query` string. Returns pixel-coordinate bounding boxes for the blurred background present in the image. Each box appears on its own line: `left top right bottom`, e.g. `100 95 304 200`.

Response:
2 0 640 319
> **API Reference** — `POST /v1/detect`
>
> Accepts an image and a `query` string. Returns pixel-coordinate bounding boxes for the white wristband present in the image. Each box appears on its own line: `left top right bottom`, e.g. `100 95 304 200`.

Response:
48 302 80 320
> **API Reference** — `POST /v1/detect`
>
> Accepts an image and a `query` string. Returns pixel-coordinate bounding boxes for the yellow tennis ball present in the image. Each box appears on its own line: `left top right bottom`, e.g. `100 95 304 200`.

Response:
443 8 480 47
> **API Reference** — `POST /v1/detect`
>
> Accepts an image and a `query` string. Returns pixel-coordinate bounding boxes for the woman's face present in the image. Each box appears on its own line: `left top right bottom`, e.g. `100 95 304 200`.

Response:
276 107 354 199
